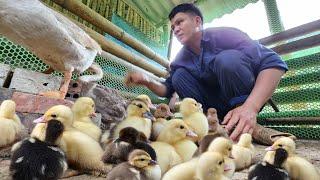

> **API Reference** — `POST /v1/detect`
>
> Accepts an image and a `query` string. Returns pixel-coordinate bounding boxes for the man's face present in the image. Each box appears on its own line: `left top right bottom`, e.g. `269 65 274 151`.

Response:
170 12 200 45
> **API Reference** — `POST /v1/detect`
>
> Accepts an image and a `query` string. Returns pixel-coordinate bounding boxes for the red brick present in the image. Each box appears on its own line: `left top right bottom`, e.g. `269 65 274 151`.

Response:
12 92 74 114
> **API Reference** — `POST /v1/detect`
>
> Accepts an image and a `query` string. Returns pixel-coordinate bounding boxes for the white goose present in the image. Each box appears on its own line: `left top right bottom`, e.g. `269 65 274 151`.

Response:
0 0 103 99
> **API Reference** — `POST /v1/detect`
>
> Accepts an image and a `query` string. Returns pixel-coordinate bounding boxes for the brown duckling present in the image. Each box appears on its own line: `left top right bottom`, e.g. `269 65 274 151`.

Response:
151 103 174 140
106 149 161 180
207 108 228 137
102 127 156 164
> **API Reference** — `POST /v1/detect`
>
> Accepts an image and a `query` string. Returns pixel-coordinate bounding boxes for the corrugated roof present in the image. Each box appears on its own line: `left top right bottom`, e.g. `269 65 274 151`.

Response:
126 0 259 26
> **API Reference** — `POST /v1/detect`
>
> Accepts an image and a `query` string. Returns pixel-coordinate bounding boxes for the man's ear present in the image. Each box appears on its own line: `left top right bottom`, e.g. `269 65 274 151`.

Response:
195 16 203 27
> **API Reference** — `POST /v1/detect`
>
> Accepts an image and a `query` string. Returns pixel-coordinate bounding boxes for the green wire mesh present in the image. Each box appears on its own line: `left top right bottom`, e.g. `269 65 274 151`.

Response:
258 50 320 118
1 0 320 139
263 0 284 34
0 36 165 104
110 14 168 59
264 125 320 140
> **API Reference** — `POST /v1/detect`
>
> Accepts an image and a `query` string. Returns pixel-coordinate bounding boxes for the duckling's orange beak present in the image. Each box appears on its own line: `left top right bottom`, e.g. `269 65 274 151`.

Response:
166 111 174 118
148 159 157 166
90 112 97 118
224 165 232 171
33 116 46 124
143 111 156 121
149 103 157 111
265 146 275 151
186 130 198 138
229 154 235 159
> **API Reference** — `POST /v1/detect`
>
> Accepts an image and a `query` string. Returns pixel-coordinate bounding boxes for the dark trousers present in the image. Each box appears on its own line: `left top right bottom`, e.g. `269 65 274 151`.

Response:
172 50 255 120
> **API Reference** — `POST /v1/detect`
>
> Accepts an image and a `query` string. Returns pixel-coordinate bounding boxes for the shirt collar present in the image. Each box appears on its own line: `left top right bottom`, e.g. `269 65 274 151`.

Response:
201 29 211 43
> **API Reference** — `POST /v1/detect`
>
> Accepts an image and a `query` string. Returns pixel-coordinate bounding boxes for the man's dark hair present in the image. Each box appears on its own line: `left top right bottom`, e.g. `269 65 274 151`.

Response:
168 3 203 23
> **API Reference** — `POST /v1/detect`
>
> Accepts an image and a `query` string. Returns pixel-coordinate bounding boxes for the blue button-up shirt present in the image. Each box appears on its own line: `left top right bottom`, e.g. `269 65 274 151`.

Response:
164 27 288 98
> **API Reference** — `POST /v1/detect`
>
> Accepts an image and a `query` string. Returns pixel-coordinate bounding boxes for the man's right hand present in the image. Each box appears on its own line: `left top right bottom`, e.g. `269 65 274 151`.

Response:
125 72 150 86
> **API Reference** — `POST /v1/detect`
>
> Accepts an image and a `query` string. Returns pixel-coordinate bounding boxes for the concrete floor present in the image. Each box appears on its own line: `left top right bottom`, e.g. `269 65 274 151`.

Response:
1 139 320 180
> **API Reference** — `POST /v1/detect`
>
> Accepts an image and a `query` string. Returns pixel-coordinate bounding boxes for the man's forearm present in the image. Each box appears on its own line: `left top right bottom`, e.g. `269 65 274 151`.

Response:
244 68 285 112
143 79 167 97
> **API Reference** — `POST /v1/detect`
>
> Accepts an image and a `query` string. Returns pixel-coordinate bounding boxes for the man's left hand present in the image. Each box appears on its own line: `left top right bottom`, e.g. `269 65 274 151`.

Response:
222 104 258 141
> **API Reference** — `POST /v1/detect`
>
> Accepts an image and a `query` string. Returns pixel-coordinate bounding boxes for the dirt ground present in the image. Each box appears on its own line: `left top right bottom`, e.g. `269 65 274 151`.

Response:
1 139 320 180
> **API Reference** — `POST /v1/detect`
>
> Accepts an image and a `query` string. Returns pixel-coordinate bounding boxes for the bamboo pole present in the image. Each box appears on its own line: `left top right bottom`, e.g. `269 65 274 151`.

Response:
53 0 170 69
74 21 168 78
100 51 164 83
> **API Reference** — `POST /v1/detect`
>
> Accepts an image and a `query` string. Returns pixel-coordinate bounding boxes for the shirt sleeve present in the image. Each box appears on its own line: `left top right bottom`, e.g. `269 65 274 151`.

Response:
162 71 175 98
210 27 288 72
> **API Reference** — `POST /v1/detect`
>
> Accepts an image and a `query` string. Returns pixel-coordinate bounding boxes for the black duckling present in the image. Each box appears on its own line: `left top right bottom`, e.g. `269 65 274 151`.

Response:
248 148 289 180
102 127 156 164
106 149 161 180
10 120 67 180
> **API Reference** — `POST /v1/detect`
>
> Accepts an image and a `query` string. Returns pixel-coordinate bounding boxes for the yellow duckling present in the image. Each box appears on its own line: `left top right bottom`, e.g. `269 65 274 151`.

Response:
264 137 320 180
151 103 174 140
32 105 111 176
232 133 255 170
136 94 156 110
157 119 198 162
113 99 155 139
162 158 198 180
195 152 231 180
0 0 103 99
72 97 101 142
179 98 209 141
106 149 161 180
0 100 23 147
150 141 182 175
207 137 235 178
163 152 230 180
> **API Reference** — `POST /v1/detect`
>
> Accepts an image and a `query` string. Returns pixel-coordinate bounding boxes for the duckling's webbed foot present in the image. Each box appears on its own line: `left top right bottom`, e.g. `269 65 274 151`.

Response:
0 146 12 159
88 164 113 177
61 169 83 178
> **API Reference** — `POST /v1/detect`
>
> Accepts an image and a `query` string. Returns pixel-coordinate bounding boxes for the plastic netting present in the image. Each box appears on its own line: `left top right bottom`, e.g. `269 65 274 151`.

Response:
110 14 168 59
0 36 165 104
1 0 320 139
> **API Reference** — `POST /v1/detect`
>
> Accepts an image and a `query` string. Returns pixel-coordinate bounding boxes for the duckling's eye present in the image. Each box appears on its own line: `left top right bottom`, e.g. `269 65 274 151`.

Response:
91 105 94 108
219 161 223 165
179 125 185 129
228 148 232 151
140 159 145 161
51 114 57 118
137 104 143 108
278 144 283 147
